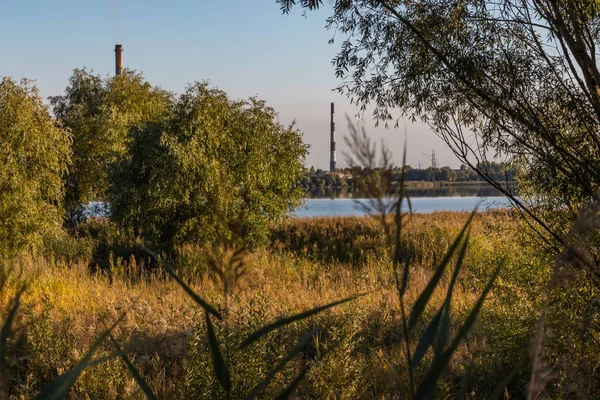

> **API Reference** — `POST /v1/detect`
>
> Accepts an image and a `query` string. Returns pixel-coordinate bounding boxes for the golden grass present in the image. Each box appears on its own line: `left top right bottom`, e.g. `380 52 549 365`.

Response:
1 211 559 398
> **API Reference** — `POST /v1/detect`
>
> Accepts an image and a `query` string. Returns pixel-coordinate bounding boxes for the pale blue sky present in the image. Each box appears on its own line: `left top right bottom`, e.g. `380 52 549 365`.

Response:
0 0 459 169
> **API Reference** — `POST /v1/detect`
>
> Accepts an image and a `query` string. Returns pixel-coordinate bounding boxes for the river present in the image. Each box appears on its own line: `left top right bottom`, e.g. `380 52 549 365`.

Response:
293 196 511 218
85 184 513 219
294 184 512 217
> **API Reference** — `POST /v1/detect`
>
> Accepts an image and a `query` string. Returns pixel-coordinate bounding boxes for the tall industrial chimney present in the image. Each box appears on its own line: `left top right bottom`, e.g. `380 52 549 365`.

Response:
115 44 123 76
330 102 337 172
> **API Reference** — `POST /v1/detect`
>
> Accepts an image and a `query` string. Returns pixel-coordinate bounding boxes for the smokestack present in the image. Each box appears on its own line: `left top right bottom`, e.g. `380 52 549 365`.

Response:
115 44 123 76
330 102 337 172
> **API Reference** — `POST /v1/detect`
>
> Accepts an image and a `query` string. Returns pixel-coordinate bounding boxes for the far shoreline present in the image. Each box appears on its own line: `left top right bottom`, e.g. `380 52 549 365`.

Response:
304 180 517 191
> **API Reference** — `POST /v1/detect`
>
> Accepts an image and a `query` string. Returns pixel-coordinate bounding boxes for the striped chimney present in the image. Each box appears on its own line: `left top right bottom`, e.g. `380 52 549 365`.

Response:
330 102 337 172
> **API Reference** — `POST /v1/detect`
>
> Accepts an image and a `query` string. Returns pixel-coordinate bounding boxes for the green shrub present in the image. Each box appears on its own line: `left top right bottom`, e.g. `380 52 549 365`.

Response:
41 231 94 264
74 218 143 272
0 78 70 257
109 82 308 252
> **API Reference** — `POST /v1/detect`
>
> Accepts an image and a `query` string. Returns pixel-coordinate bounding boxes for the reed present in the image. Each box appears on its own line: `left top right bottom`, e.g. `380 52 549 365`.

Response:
0 207 563 398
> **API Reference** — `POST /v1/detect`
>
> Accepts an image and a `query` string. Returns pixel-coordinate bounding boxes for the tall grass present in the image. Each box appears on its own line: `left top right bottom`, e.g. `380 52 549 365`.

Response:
0 209 553 398
271 211 515 268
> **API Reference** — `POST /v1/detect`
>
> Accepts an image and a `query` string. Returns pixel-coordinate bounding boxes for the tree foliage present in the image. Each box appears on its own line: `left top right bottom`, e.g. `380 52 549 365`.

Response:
0 78 71 256
109 82 308 250
277 0 600 252
50 69 171 222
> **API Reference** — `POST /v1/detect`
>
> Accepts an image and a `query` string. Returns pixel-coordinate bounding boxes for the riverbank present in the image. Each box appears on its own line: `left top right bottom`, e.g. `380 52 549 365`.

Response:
306 180 515 190
404 180 510 187
1 211 594 398
305 181 515 199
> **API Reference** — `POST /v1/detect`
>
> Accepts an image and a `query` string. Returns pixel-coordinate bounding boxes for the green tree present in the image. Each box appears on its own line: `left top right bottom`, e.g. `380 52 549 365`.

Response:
0 78 71 256
109 82 308 250
51 68 171 223
438 167 457 182
277 0 600 251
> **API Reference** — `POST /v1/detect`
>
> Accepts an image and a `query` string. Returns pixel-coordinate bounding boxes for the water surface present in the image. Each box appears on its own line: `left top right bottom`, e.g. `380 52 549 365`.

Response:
84 185 512 219
293 196 511 218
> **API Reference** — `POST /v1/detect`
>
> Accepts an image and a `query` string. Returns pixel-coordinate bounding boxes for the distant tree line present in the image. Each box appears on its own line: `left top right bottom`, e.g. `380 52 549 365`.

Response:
299 162 514 189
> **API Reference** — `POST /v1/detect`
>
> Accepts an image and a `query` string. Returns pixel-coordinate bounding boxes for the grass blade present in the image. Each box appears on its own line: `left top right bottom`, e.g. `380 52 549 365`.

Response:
274 366 309 400
245 329 315 399
488 355 526 400
408 211 476 332
83 351 123 367
142 246 221 319
393 194 402 264
109 335 157 400
35 316 123 400
399 251 411 299
457 360 474 400
0 284 26 364
411 307 442 369
436 235 470 361
416 265 500 399
239 293 367 349
206 312 231 393
436 301 451 365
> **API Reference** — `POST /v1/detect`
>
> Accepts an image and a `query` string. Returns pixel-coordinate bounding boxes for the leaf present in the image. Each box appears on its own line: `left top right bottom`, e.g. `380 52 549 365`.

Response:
436 235 470 361
408 210 476 332
142 246 221 319
206 312 230 392
245 329 316 399
488 355 526 400
392 164 411 301
411 307 442 369
457 360 474 400
239 293 368 349
0 284 26 365
415 265 500 399
35 316 123 400
109 335 157 400
399 251 412 299
274 366 309 400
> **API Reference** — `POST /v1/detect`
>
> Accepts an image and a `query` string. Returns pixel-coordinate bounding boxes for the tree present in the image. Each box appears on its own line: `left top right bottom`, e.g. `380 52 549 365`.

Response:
277 0 600 262
0 78 71 256
438 167 457 182
109 82 308 250
51 68 171 223
276 4 600 396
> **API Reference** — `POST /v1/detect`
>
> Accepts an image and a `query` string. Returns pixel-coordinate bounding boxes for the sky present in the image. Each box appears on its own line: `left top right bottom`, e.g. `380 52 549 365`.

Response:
0 0 462 169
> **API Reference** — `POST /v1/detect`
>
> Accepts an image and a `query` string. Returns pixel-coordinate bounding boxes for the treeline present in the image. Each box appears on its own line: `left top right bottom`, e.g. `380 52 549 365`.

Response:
299 162 514 189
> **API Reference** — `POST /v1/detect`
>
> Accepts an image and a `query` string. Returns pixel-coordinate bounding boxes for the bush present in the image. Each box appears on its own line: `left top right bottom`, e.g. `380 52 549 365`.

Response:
41 231 94 265
73 218 157 275
109 82 308 252
51 69 171 222
0 78 71 257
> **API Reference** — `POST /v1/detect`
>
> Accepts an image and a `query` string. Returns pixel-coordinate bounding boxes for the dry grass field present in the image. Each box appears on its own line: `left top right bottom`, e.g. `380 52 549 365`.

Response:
1 211 594 398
